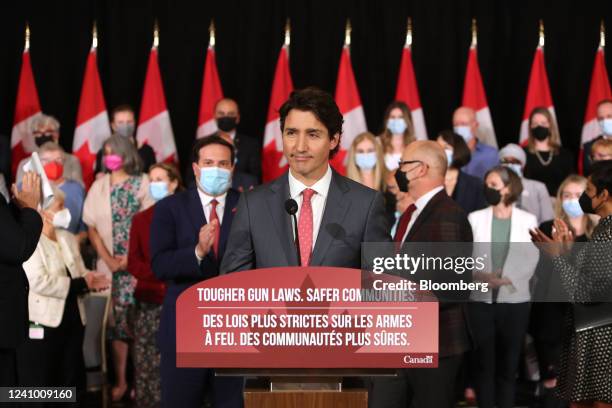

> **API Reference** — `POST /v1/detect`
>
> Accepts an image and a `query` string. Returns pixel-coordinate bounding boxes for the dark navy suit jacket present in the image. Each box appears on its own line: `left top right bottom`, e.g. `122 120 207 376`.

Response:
150 187 240 353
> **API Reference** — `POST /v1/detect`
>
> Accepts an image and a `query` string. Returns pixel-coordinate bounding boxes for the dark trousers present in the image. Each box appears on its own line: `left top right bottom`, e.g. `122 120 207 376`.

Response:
0 348 18 387
160 348 243 408
468 302 530 408
15 295 86 404
369 354 463 408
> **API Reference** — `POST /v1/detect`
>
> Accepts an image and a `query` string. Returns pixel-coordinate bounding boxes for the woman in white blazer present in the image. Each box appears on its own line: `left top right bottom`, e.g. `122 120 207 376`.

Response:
16 187 108 400
467 166 539 408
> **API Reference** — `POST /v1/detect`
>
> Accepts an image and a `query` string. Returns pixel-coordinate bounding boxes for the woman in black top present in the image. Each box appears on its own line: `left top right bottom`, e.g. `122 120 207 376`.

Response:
523 107 575 196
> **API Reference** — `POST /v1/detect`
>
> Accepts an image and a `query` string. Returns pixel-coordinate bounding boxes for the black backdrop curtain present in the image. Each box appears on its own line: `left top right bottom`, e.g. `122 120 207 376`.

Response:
1 0 611 178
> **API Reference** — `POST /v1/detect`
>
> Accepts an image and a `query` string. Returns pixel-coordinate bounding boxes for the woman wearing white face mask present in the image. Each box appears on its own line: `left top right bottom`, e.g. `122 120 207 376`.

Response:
127 163 181 407
379 101 416 170
346 132 386 191
16 187 109 402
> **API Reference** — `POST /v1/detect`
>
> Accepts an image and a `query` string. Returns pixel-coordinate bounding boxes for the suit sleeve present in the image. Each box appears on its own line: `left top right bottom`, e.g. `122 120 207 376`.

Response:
150 200 217 281
0 199 43 266
220 193 255 274
363 192 391 243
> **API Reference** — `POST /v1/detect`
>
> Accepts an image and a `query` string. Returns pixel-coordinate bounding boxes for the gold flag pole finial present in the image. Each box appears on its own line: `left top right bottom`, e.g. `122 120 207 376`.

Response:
345 19 351 48
406 17 413 48
600 20 606 49
471 18 477 48
25 23 30 51
209 20 215 48
538 19 545 48
153 20 159 49
284 18 290 47
92 21 98 50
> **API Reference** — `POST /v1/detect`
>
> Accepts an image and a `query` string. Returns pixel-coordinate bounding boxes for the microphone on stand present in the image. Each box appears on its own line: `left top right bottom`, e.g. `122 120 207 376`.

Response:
285 199 301 266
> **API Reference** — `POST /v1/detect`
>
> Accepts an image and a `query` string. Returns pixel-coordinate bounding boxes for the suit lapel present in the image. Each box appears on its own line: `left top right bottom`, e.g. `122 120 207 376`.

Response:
405 190 445 242
219 189 239 259
309 171 350 266
186 188 207 237
266 173 298 266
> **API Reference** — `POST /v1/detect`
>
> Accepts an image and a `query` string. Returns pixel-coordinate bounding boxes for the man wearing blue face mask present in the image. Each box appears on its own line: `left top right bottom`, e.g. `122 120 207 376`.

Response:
452 107 499 180
150 135 243 408
582 99 612 176
499 143 554 224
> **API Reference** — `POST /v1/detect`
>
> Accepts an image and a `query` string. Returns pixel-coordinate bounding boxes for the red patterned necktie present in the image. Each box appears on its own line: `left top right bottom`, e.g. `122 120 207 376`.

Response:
298 189 315 266
209 199 220 258
393 204 417 243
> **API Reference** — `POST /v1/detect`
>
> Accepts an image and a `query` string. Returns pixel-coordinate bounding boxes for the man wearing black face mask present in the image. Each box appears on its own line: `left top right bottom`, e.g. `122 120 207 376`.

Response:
15 114 83 186
206 98 261 181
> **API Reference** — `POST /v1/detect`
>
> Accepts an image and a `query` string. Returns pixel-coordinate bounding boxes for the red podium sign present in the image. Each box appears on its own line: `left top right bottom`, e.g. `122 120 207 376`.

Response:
176 267 438 368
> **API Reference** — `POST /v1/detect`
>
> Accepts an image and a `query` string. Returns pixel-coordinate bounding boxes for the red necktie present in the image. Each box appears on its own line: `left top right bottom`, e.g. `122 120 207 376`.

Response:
298 189 315 266
209 199 220 258
393 204 417 243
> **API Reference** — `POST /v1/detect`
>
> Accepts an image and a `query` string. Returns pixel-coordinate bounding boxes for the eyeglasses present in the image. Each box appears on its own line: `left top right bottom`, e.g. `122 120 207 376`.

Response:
397 159 423 168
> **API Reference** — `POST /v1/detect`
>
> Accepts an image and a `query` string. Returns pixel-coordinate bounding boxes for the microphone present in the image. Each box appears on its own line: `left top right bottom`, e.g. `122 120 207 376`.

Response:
285 199 302 266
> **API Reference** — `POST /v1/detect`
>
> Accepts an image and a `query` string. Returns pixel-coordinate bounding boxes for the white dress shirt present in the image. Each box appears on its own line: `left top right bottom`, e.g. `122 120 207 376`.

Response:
400 185 445 243
288 165 333 245
195 188 227 262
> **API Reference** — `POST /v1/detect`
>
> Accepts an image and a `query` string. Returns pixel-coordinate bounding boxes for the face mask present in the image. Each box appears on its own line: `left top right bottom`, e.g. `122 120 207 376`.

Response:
531 126 550 141
503 162 523 178
578 191 601 215
43 162 64 181
52 208 72 229
103 154 123 171
355 152 377 170
444 149 454 166
199 167 232 196
394 170 409 193
115 123 135 138
454 126 473 143
35 134 54 147
387 118 407 135
217 116 238 132
149 181 169 201
484 186 502 206
599 119 612 136
562 199 584 218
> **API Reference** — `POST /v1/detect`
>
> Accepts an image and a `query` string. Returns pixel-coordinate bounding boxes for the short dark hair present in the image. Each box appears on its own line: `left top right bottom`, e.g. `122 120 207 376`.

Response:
278 87 343 158
485 165 523 205
438 130 471 169
111 104 136 122
590 160 612 196
191 135 235 164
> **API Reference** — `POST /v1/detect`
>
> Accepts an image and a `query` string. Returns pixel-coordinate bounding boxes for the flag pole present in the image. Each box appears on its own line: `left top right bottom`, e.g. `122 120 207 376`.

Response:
92 21 98 50
209 20 215 49
406 17 412 48
344 19 351 48
284 18 290 47
600 20 606 49
153 20 159 49
538 19 545 48
471 18 477 48
25 22 30 52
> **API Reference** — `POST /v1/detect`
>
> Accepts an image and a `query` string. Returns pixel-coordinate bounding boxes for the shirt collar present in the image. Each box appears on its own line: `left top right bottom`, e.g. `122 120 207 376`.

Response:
288 165 333 200
414 185 444 211
196 187 227 207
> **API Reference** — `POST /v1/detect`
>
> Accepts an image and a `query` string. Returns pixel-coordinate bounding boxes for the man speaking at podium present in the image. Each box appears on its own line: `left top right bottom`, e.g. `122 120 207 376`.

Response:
221 87 389 273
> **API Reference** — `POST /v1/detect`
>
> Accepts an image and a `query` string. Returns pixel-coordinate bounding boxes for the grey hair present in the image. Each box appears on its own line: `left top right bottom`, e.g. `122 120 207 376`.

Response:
103 134 143 175
31 114 60 132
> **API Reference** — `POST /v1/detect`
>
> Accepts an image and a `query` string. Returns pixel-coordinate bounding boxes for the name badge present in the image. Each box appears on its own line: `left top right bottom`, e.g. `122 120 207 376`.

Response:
29 323 44 340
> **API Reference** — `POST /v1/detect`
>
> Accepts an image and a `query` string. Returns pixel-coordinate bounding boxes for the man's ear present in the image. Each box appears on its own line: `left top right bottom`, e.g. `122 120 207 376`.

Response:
330 133 340 150
192 163 200 179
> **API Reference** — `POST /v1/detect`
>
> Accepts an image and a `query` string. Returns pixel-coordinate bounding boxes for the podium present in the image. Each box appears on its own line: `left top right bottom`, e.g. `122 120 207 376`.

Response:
218 368 396 408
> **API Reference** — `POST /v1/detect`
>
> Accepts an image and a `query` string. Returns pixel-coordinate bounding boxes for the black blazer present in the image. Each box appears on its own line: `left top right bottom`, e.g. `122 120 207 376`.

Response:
452 171 487 215
150 187 240 353
402 189 473 357
0 198 42 348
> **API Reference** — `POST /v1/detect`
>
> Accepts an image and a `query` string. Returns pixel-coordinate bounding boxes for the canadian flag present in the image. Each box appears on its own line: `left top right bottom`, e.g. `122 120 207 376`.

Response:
262 43 294 182
519 38 556 145
333 33 367 174
10 31 42 181
196 32 223 138
395 36 427 140
136 34 177 163
73 36 111 188
578 45 611 173
462 45 497 148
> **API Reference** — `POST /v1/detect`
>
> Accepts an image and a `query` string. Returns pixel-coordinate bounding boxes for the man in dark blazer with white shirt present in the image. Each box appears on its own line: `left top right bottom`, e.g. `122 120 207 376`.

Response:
220 87 390 273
